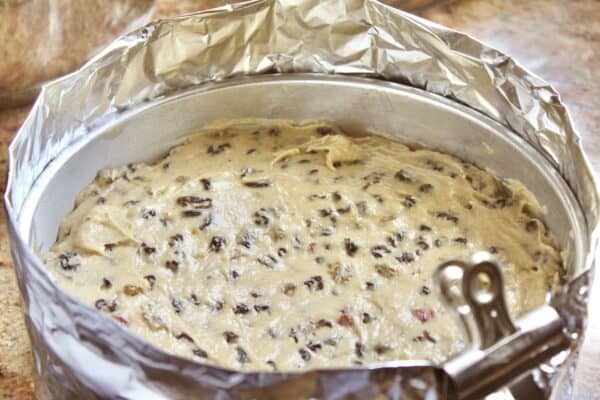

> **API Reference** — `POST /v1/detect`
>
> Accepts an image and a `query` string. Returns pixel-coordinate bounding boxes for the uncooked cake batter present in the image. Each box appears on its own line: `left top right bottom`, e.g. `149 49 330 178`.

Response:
43 121 563 371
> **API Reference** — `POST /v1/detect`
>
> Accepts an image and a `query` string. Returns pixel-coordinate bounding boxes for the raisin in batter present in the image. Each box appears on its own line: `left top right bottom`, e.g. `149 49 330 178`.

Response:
43 121 563 371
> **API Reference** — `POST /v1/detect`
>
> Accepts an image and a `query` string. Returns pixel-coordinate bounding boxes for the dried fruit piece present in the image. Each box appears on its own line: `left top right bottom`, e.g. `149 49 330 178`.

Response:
374 263 397 278
394 169 414 183
182 210 203 218
171 298 184 314
412 308 435 323
299 348 311 361
200 178 211 191
58 251 80 271
209 236 226 252
234 303 250 314
434 211 459 224
207 143 231 155
199 214 212 230
396 252 415 263
254 304 270 313
141 243 156 255
526 220 538 232
402 195 417 208
142 209 156 219
243 179 272 188
176 332 195 343
370 245 390 259
283 283 297 296
257 255 278 269
307 342 322 352
304 276 324 291
168 234 183 247
419 183 433 193
387 232 405 248
223 331 239 344
176 196 212 209
123 284 144 296
374 344 391 355
416 237 430 251
344 239 359 257
338 310 354 327
423 330 437 343
95 298 118 313
253 209 271 226
454 237 468 245
316 319 333 329
236 347 250 363
355 342 366 357
327 262 353 283
193 348 208 358
165 260 179 272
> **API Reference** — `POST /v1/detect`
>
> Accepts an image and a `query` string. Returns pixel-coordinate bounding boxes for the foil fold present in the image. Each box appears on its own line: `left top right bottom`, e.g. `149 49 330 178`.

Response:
5 0 599 398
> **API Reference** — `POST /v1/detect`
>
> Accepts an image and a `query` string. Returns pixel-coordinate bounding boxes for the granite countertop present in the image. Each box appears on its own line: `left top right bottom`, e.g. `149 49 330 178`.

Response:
1 0 598 398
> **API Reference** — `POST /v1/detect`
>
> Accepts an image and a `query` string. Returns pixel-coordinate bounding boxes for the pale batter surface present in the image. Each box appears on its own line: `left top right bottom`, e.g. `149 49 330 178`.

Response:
43 121 562 371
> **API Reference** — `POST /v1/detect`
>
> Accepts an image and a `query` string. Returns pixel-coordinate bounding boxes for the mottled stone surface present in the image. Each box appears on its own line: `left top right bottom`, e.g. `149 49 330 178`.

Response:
0 106 34 399
422 0 600 174
1 1 598 398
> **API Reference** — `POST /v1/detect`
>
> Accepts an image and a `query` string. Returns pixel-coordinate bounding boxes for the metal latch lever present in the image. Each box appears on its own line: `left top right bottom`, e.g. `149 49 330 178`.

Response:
437 253 570 400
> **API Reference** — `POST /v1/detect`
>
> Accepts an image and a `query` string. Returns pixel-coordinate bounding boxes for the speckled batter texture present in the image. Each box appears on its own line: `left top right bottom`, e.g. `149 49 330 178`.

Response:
42 121 562 372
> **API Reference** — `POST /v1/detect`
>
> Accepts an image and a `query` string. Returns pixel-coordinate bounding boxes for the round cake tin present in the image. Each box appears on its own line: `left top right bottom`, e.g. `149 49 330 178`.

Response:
5 0 598 398
9 75 590 399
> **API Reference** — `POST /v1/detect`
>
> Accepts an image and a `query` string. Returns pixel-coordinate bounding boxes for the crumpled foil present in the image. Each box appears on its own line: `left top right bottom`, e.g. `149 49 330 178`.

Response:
5 0 599 399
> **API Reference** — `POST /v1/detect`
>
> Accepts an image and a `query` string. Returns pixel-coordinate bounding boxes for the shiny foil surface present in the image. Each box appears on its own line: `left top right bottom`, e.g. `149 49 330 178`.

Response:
5 0 599 398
